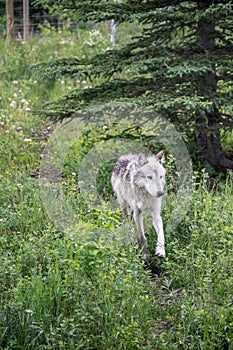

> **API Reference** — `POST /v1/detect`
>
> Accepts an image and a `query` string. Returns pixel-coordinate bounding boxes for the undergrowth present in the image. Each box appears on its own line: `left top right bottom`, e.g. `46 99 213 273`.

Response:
0 26 233 349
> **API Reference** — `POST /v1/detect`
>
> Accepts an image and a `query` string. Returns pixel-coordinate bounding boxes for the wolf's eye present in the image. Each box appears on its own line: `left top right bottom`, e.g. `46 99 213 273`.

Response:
160 176 163 179
147 175 152 180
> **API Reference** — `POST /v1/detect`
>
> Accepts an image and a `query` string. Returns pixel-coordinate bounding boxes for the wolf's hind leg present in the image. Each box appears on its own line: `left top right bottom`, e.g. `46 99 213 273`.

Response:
116 194 129 217
133 208 151 260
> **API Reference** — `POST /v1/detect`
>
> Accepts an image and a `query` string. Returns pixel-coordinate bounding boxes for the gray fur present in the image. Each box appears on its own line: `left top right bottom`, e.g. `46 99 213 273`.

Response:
111 151 166 259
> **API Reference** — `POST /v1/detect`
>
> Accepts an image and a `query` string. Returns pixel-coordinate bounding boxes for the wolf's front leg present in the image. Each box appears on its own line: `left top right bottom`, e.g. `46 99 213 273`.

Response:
152 214 165 258
133 208 151 260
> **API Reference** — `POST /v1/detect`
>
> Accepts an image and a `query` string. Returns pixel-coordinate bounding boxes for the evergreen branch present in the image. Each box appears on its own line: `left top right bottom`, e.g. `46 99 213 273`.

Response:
31 58 90 81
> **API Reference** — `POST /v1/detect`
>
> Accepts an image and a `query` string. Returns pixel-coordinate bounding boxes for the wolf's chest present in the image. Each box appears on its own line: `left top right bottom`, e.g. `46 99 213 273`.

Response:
131 188 155 211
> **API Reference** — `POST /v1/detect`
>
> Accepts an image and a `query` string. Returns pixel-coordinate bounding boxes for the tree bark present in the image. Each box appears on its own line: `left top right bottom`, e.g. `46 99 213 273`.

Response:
196 111 233 171
196 0 233 172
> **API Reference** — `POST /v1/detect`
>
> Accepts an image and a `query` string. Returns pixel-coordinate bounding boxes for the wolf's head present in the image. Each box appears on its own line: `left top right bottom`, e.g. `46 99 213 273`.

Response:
134 151 166 198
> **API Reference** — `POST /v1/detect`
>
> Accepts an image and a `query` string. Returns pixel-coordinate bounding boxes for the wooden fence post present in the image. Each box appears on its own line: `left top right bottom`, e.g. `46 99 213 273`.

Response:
23 0 29 41
110 0 121 45
6 0 14 40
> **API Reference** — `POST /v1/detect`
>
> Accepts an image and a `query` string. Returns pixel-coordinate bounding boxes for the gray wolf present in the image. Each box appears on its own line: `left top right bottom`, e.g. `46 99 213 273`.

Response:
111 151 166 260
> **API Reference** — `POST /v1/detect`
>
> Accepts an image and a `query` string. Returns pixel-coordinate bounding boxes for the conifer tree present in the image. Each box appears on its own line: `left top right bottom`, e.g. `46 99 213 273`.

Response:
34 0 233 172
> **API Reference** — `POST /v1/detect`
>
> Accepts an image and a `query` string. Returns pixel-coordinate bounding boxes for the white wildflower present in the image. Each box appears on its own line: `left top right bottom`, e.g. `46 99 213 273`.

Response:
24 138 32 142
25 309 33 314
10 101 16 108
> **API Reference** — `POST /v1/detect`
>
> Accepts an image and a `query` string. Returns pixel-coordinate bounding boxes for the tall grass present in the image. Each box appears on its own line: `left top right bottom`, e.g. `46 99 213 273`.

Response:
0 27 233 349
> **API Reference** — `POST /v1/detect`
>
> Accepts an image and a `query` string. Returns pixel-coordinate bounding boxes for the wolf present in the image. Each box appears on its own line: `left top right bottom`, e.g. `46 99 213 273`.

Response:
111 151 166 260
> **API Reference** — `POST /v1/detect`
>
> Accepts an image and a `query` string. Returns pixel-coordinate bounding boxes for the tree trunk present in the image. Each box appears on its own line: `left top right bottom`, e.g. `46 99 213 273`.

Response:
196 0 233 172
196 111 233 171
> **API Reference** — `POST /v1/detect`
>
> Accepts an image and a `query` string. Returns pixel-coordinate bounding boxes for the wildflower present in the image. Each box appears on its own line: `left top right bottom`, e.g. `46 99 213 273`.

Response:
24 138 32 142
25 309 33 314
10 101 16 108
22 99 29 106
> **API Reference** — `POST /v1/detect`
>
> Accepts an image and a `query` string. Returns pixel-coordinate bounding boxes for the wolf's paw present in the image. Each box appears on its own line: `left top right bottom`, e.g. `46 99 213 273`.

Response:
142 250 151 262
155 246 166 259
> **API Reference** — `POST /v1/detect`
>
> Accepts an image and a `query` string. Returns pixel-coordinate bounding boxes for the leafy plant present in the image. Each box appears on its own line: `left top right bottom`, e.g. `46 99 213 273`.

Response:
0 23 232 350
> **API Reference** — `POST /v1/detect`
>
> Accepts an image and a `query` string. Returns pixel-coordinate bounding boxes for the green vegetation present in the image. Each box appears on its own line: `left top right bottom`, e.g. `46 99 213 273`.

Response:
0 24 233 350
33 0 233 172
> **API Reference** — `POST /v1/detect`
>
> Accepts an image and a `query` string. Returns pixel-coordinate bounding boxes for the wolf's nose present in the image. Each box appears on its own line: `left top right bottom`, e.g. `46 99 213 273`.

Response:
157 191 164 197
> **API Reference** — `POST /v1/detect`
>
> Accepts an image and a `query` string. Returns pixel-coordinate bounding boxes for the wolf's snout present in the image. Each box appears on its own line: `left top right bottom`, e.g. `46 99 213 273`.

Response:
157 191 164 197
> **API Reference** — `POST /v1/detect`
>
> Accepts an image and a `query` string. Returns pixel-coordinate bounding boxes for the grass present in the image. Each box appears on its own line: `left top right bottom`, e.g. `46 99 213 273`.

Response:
0 26 233 349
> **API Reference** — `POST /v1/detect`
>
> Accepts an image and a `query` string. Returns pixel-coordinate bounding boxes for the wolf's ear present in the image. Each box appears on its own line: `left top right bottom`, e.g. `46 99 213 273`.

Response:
155 150 164 164
138 153 148 166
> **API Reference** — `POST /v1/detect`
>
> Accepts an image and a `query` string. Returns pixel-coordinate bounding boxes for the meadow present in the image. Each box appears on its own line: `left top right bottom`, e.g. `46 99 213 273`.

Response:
0 26 233 349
